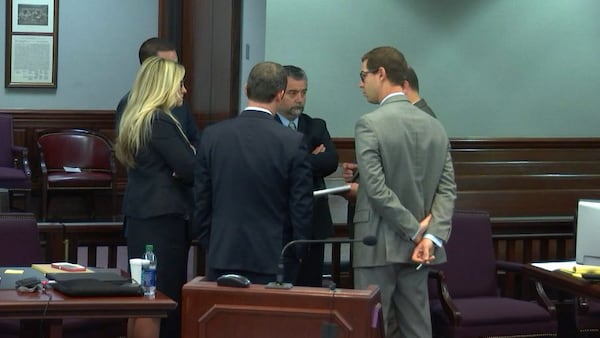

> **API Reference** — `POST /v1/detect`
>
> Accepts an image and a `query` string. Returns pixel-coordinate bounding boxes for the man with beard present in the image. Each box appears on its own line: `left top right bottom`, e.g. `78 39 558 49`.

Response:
275 65 339 287
195 61 313 284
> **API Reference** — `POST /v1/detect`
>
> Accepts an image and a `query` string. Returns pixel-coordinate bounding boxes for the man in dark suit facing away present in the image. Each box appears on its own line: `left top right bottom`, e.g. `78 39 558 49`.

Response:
116 37 201 147
194 61 313 284
275 65 339 287
401 66 437 118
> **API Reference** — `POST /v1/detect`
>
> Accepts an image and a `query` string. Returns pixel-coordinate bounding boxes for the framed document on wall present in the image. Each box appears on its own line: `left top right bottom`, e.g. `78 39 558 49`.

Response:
5 0 58 88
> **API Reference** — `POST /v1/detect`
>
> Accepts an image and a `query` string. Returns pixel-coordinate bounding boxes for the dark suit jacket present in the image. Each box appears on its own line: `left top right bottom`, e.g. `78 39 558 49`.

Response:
194 110 313 275
116 93 201 147
275 113 338 239
122 111 196 219
414 98 437 118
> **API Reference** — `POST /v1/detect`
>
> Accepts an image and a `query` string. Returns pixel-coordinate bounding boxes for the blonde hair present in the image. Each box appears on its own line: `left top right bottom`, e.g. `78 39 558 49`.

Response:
116 57 188 168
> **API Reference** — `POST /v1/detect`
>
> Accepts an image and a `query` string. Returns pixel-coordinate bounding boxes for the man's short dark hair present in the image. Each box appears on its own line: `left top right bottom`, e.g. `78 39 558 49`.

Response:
283 65 307 82
138 37 177 64
405 66 420 92
362 46 408 86
246 62 287 103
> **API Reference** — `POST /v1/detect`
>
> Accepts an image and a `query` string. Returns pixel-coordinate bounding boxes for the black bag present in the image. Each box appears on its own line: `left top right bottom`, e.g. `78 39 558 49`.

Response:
49 272 143 297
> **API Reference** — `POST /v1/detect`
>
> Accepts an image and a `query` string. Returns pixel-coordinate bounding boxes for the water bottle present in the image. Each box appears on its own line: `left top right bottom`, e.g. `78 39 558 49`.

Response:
142 244 157 298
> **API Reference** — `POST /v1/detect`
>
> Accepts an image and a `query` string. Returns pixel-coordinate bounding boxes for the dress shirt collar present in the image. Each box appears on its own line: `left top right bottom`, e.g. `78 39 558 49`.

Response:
275 113 299 128
244 106 273 116
380 92 405 106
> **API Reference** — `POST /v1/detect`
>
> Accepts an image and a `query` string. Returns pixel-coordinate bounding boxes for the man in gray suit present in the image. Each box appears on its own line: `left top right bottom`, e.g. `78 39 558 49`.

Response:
350 46 456 338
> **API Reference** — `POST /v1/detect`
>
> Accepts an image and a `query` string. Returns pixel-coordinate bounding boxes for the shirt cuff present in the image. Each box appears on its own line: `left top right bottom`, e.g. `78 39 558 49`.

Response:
424 234 443 248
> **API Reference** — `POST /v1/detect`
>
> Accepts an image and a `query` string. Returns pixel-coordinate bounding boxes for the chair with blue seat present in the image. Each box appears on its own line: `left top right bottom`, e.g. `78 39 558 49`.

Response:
0 114 32 212
428 210 558 338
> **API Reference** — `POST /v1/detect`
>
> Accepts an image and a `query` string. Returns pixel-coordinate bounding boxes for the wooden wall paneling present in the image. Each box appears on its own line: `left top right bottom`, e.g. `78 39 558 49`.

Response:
2 110 117 218
333 138 356 163
158 0 183 48
37 223 64 262
4 109 598 225
181 0 241 128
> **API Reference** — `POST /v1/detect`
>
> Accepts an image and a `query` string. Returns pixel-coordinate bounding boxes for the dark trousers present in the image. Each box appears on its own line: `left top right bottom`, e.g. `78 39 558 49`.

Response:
126 214 190 338
284 243 325 287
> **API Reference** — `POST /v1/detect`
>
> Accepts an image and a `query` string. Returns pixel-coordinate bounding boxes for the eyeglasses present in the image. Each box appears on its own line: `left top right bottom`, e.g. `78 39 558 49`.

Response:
359 69 377 82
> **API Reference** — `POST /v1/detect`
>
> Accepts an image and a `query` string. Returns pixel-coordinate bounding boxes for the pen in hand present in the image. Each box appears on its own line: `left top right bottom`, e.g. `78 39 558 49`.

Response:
415 255 434 270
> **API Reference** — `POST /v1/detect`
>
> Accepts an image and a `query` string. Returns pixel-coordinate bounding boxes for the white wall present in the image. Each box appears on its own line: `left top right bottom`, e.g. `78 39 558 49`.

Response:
239 0 266 112
3 1 599 138
266 1 600 137
0 0 158 109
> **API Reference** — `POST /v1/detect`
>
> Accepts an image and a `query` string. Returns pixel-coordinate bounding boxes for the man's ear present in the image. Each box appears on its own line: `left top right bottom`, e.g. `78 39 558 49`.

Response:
377 66 387 81
401 79 409 90
244 84 248 97
276 89 285 102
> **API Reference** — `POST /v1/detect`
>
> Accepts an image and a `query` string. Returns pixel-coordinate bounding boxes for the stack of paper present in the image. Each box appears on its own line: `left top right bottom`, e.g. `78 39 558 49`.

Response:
31 263 93 274
531 261 600 279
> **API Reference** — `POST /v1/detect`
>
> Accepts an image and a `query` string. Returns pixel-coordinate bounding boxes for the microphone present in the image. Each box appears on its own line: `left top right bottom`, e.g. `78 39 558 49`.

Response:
266 235 377 289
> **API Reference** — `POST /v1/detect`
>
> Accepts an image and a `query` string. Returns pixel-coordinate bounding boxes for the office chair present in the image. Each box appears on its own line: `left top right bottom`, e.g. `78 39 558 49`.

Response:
0 114 32 212
37 129 117 221
428 210 558 338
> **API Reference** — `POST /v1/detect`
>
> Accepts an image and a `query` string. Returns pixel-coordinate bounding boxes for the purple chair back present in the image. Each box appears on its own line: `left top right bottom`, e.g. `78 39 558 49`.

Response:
0 213 42 266
0 114 14 167
430 210 498 299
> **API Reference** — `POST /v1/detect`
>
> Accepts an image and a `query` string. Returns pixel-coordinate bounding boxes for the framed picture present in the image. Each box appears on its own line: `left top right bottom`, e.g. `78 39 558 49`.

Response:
5 0 58 88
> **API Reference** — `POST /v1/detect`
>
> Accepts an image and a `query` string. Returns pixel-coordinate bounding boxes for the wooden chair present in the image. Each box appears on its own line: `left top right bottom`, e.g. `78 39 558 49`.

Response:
37 129 117 221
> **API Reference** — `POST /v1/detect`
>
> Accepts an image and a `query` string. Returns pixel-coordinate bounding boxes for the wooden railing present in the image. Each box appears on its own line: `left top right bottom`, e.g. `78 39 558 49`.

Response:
37 221 205 280
34 219 575 292
3 109 599 290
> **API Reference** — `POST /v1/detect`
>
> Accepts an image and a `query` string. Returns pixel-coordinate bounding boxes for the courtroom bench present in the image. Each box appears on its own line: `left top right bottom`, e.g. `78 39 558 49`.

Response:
329 138 600 289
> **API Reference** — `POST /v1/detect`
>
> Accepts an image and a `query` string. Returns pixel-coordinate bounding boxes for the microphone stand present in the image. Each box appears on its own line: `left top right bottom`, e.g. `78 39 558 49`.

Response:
265 236 377 289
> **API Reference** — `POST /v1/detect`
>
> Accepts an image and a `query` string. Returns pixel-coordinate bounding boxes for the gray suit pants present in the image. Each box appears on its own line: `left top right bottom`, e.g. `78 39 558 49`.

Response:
355 263 431 338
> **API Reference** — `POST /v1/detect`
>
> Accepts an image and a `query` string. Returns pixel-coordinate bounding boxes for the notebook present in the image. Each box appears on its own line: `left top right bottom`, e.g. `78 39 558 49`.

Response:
0 267 44 290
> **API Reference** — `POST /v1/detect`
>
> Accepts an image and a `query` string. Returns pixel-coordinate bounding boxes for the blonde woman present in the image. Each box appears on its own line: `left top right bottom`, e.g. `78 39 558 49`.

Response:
116 56 196 338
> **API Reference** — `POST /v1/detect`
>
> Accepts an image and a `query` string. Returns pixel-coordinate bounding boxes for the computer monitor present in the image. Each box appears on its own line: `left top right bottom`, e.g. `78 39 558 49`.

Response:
575 199 600 265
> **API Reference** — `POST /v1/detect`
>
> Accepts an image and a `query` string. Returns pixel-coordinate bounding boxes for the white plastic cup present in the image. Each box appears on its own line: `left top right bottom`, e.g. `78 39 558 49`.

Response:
129 258 150 284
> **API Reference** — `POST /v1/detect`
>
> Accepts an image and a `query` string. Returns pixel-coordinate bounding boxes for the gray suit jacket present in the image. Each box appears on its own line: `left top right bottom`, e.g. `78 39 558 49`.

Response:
352 94 456 267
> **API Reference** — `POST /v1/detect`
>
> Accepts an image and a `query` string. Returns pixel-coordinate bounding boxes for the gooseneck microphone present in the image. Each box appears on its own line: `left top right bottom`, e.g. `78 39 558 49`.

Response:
265 235 377 289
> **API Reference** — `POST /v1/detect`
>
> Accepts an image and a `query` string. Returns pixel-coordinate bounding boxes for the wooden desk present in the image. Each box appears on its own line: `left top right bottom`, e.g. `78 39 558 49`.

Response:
524 264 600 300
182 277 384 338
0 288 176 338
524 264 600 337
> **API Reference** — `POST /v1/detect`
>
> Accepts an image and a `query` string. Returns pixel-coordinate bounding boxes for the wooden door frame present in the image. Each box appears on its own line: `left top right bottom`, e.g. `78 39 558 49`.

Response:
159 0 241 128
